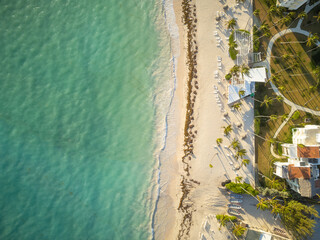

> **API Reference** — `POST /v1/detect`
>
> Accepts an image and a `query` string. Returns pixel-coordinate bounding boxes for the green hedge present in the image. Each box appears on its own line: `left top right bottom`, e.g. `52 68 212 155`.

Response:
226 182 259 196
225 73 232 80
229 47 238 60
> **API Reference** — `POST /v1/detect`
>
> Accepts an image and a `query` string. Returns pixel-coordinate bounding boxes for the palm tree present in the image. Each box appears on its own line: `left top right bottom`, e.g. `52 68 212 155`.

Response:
256 196 270 211
259 23 269 33
282 54 291 60
236 148 247 159
281 113 288 121
226 18 237 29
230 65 240 76
223 125 233 136
313 12 320 22
267 115 278 122
279 16 292 27
309 85 317 93
229 138 240 150
238 89 245 97
241 158 250 167
267 5 277 19
269 138 277 144
232 102 242 110
313 66 320 83
260 96 273 108
263 31 271 38
216 138 223 146
278 86 286 91
281 33 319 47
253 9 260 17
232 224 246 237
287 11 306 28
216 214 237 230
266 177 281 189
270 74 279 83
235 176 243 183
241 64 250 77
306 33 319 47
275 95 284 102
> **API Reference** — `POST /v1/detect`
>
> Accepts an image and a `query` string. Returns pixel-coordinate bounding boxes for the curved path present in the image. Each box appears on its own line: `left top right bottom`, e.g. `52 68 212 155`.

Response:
253 2 320 158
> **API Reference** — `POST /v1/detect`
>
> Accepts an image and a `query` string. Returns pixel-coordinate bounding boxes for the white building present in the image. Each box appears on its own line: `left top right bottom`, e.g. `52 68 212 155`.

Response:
277 0 308 10
274 125 320 197
228 67 267 105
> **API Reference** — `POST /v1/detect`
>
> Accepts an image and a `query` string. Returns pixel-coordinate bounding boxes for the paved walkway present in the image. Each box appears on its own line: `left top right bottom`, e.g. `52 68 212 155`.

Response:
253 2 320 159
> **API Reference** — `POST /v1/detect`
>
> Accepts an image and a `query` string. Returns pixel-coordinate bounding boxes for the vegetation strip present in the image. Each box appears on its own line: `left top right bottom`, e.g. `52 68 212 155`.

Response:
178 0 200 239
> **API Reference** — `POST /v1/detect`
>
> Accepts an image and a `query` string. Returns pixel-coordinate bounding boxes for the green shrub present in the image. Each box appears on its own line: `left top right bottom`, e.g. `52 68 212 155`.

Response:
225 182 259 196
225 73 232 80
229 47 238 60
229 30 235 43
291 111 300 120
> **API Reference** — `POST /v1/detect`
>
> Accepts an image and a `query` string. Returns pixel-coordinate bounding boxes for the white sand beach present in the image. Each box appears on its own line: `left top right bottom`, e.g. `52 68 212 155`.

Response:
154 0 285 239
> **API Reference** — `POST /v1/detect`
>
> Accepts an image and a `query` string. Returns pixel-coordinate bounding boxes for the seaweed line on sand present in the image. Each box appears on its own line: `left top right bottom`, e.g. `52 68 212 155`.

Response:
177 0 200 239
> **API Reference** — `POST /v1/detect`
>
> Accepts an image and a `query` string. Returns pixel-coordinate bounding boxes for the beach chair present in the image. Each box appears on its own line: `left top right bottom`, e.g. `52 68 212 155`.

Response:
200 233 207 240
217 56 222 61
213 31 218 36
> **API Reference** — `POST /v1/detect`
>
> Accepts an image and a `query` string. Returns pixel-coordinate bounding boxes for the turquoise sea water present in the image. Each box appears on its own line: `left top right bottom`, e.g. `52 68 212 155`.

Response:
0 0 173 239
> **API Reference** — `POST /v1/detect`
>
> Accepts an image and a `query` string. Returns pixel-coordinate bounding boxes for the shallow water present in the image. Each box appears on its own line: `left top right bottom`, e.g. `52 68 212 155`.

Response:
0 0 174 239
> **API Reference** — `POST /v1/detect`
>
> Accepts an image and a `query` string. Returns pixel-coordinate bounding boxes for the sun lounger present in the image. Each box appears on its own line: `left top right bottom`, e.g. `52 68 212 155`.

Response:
214 31 218 36
217 56 222 61
230 198 243 203
228 203 242 209
228 208 241 216
230 193 243 199
200 233 207 240
204 221 211 232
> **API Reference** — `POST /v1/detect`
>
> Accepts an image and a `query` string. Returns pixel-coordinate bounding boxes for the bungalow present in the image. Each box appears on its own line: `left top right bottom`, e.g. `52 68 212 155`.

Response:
227 67 267 105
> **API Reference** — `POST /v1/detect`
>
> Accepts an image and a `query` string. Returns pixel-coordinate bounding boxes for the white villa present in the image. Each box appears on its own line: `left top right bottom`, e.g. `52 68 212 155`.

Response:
276 0 308 10
274 125 320 198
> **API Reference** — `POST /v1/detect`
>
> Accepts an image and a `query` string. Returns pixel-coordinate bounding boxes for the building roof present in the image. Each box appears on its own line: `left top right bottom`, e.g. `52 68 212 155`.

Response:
297 146 320 158
243 67 267 83
227 81 255 105
292 125 320 145
227 67 266 105
298 178 313 198
288 164 311 179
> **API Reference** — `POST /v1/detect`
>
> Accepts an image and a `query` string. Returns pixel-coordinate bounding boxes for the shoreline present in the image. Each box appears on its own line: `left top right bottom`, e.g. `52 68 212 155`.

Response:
153 0 199 239
154 0 259 239
152 0 187 239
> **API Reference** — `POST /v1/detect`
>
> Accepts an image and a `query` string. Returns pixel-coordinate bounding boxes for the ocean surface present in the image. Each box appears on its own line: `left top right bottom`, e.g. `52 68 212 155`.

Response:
0 0 177 239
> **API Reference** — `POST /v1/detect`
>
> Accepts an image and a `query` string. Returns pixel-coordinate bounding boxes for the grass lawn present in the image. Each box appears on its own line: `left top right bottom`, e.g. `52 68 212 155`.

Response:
253 0 320 178
255 81 320 177
270 32 320 111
